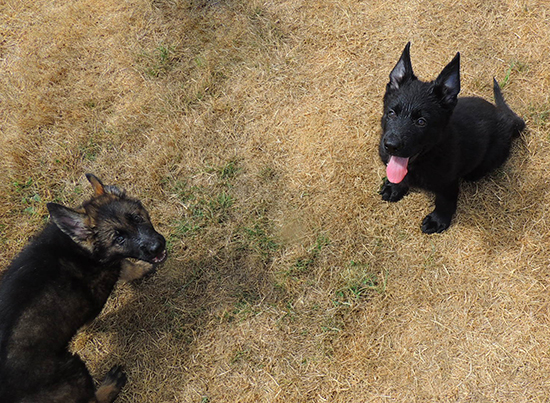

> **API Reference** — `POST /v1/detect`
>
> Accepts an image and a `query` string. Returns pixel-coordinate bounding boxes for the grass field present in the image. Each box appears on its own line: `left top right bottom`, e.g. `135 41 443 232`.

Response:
1 0 550 401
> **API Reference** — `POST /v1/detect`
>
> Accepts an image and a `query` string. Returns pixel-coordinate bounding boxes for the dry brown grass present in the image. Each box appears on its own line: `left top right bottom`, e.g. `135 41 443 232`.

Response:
1 0 550 401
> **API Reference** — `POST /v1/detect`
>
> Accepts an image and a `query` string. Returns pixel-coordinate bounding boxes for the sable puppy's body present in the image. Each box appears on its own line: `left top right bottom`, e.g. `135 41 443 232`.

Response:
0 174 167 403
379 43 525 233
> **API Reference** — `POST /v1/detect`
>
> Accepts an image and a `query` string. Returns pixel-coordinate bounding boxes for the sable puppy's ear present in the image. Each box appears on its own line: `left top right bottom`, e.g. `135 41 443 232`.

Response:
389 42 416 90
86 173 125 198
86 173 105 196
104 185 126 198
433 52 461 108
47 203 92 244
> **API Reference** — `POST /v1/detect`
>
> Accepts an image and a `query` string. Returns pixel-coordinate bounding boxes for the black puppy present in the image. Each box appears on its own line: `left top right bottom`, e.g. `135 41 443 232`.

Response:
0 174 167 403
379 42 525 233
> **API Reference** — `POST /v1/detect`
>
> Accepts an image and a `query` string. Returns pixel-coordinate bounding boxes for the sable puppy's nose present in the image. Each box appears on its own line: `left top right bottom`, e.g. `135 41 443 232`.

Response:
384 138 401 154
142 236 165 256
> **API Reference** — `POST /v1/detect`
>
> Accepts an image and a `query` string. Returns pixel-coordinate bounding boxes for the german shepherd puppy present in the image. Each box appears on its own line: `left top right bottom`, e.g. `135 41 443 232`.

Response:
379 42 525 233
0 174 167 403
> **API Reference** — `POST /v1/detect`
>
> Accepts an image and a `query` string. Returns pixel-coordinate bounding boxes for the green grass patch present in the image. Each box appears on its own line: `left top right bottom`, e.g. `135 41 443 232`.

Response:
205 158 242 183
239 222 279 260
528 102 550 128
78 135 102 161
500 60 527 88
166 166 238 241
223 292 260 324
11 178 43 216
168 187 234 239
164 159 246 247
140 45 176 78
230 348 251 365
333 261 387 306
285 235 330 277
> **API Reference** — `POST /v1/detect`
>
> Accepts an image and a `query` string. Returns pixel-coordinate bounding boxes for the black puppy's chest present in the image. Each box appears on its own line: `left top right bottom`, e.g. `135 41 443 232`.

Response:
405 159 450 191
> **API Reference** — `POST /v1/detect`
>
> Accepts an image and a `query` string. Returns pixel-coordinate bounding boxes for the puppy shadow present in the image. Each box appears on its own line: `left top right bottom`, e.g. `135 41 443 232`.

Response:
453 135 545 251
79 247 276 394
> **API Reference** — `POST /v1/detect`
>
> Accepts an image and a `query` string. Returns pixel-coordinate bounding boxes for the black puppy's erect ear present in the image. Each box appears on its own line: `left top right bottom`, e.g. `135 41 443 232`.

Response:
433 52 461 108
388 42 416 90
47 203 93 248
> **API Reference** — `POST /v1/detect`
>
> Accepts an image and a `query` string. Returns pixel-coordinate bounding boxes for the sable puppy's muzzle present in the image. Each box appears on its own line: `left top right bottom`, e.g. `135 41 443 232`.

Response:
139 232 167 264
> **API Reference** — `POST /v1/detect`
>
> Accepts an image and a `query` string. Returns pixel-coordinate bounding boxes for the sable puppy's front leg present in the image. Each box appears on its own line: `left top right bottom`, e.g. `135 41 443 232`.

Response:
120 259 155 282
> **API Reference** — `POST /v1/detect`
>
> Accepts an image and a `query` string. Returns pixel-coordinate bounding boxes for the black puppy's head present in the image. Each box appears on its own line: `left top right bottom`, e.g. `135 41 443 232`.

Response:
380 42 461 164
47 174 167 264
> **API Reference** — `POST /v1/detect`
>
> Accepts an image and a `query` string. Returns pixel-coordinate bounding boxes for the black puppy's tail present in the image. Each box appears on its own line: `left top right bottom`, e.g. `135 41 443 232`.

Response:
493 77 525 138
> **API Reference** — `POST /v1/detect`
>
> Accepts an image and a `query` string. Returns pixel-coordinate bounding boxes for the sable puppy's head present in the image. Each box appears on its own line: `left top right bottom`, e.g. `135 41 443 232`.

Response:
47 174 167 264
379 42 461 183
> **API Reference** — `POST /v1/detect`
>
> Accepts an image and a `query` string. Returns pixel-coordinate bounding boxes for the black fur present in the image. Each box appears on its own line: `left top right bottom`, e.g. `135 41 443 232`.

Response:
0 174 167 403
379 42 525 233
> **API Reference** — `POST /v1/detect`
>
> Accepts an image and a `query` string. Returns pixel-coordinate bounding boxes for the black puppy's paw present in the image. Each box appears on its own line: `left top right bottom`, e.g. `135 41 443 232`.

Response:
379 179 408 202
421 211 452 234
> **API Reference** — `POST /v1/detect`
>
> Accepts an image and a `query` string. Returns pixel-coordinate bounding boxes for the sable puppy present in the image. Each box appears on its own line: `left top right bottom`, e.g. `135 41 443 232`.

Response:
379 42 525 233
0 174 167 403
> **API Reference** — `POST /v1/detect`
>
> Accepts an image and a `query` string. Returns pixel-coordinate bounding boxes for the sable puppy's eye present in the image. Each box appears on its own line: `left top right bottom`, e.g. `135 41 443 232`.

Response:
387 110 397 119
416 117 427 127
114 231 126 245
128 213 144 224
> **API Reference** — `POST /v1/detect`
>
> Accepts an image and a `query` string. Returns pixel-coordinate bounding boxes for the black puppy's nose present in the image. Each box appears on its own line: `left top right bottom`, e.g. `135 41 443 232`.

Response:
384 138 401 154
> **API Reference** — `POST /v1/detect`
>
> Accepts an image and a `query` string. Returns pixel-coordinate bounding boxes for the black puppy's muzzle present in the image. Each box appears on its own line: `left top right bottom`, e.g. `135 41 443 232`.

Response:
383 137 402 155
382 129 406 155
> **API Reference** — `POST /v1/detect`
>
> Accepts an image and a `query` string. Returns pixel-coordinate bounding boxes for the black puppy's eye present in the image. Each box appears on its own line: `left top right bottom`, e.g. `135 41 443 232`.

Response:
416 117 427 127
387 110 397 119
114 231 126 245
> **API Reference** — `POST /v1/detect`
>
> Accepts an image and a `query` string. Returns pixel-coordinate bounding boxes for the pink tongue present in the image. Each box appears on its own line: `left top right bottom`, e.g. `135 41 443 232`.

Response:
387 156 409 184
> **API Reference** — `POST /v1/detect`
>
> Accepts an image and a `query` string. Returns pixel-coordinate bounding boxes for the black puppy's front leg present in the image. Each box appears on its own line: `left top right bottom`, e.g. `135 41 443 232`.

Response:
421 182 459 234
380 178 409 202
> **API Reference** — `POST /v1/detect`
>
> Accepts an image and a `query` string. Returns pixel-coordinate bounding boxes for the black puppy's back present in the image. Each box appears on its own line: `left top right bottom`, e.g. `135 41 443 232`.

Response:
456 79 525 181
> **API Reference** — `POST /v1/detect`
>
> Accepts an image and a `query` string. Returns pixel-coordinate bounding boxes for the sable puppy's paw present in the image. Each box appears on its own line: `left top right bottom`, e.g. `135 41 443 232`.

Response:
121 259 156 282
379 179 408 202
104 366 127 389
421 211 452 234
96 366 127 403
